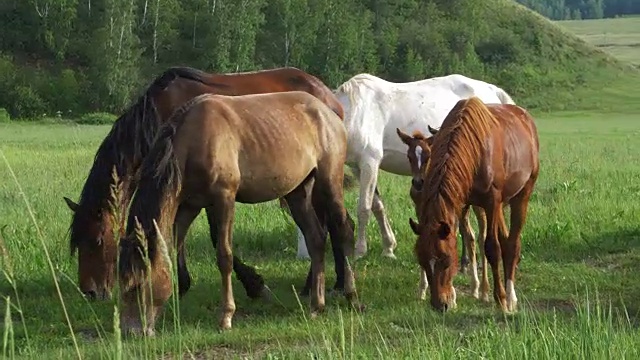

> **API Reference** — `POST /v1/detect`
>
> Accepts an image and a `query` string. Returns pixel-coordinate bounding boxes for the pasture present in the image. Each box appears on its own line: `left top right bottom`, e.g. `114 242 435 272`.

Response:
2 106 640 358
558 16 640 67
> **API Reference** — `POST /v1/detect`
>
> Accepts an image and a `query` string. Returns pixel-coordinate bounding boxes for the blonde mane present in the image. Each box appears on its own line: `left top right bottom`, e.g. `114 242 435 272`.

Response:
419 97 499 222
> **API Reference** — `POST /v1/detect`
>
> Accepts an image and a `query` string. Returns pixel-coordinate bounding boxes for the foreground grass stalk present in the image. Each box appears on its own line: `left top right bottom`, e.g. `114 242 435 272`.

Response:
0 149 82 359
3 297 14 359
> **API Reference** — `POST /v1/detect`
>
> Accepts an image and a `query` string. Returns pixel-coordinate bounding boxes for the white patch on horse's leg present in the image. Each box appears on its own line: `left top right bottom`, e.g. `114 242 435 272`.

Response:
506 279 517 312
470 258 480 299
296 226 310 259
418 269 428 300
354 160 379 259
451 286 457 309
371 192 397 259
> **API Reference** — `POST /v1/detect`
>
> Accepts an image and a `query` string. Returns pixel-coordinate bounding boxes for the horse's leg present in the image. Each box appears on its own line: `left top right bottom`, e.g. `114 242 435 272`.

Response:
210 190 237 330
418 268 428 300
355 157 382 259
473 205 490 302
205 207 267 300
316 165 362 311
173 205 202 297
371 187 398 259
459 205 479 297
503 180 535 313
285 173 327 315
484 196 508 312
458 205 475 274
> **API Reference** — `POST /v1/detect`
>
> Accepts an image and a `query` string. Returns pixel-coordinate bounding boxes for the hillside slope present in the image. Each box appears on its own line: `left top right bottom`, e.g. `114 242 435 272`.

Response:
0 0 638 118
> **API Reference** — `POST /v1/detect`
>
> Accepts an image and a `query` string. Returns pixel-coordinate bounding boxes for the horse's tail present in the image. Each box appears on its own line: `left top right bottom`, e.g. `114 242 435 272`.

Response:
494 86 516 105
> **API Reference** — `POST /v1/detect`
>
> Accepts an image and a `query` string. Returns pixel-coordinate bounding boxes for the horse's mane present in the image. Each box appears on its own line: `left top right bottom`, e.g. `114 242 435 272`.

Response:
68 67 214 252
118 94 212 285
419 97 498 222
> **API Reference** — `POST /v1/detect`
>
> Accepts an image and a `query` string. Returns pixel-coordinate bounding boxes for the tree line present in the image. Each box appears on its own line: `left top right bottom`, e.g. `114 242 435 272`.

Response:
0 0 635 119
516 0 640 20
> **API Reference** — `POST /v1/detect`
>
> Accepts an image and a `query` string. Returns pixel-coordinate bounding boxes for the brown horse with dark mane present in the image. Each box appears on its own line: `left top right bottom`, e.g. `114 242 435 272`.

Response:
408 97 539 313
62 66 348 302
118 91 359 335
396 128 489 302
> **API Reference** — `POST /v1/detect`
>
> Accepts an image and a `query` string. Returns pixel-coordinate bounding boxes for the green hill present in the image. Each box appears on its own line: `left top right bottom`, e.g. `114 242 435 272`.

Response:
0 0 638 119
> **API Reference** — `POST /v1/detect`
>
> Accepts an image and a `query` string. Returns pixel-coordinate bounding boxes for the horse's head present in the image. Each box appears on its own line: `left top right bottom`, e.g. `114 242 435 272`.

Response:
410 216 458 312
118 222 173 337
64 197 119 301
396 128 433 207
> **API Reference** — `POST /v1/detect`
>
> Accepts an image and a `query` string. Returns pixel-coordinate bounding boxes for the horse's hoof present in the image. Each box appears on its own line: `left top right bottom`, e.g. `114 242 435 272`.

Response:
381 250 397 259
260 285 273 302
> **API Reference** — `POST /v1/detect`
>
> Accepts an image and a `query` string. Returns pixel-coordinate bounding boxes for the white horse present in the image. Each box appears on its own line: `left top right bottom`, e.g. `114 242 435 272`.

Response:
296 73 516 261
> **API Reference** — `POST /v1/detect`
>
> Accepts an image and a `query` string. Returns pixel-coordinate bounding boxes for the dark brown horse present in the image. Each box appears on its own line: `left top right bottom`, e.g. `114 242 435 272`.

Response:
408 97 539 312
63 66 349 302
118 92 359 335
396 128 489 302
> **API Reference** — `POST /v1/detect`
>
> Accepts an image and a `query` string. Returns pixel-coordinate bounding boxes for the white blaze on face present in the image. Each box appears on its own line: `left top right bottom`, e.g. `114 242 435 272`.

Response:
415 146 423 169
429 259 436 274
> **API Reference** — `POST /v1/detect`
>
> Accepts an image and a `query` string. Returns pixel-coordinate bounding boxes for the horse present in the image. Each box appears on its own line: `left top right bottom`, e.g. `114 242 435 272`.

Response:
396 128 489 302
294 73 515 263
408 97 539 313
62 66 349 302
118 91 360 335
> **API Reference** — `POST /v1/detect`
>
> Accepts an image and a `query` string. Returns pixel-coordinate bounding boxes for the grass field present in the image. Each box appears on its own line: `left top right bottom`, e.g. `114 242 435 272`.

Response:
2 103 640 359
558 16 640 67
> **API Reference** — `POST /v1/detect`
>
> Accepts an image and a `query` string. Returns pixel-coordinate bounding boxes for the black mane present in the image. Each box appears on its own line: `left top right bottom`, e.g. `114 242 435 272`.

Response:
68 67 213 251
118 95 209 281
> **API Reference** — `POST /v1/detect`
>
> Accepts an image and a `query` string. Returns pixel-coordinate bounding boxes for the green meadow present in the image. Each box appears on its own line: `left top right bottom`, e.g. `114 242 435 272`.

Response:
558 16 640 67
2 100 640 358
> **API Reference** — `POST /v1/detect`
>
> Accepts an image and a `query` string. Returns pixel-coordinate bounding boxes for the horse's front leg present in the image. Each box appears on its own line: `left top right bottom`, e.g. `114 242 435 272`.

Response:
472 205 490 302
173 205 203 297
355 158 382 259
211 190 237 330
205 207 267 300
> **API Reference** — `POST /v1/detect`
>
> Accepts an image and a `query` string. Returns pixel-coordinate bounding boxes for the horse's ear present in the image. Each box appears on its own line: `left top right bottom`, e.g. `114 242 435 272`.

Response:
396 128 412 145
409 218 420 235
427 125 439 135
63 197 79 212
437 221 451 239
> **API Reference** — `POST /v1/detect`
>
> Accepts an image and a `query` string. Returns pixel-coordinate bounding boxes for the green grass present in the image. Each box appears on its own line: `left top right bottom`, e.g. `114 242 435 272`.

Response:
558 17 640 67
2 104 640 359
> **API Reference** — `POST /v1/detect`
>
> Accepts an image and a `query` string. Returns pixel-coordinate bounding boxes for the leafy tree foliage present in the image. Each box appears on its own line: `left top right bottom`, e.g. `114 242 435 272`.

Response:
0 0 637 118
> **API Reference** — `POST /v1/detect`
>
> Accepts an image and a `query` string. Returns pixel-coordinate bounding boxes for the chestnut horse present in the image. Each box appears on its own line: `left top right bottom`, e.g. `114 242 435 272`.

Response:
62 66 348 302
396 128 489 302
118 92 359 335
408 97 539 313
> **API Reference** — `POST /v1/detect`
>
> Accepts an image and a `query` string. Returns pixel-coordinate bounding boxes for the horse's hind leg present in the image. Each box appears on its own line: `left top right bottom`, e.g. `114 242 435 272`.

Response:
503 179 536 313
285 172 328 315
371 187 397 258
205 207 267 300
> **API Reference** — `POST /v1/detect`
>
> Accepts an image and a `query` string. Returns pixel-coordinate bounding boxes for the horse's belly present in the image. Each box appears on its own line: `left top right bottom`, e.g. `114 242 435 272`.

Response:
235 159 317 204
379 151 412 176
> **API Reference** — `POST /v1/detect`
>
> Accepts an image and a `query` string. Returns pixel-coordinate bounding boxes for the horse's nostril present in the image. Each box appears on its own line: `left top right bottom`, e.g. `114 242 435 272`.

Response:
83 290 97 301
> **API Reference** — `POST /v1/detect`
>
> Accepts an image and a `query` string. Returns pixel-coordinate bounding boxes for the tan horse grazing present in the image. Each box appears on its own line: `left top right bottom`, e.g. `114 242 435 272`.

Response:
118 91 360 335
62 66 348 302
396 129 489 302
408 97 539 313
